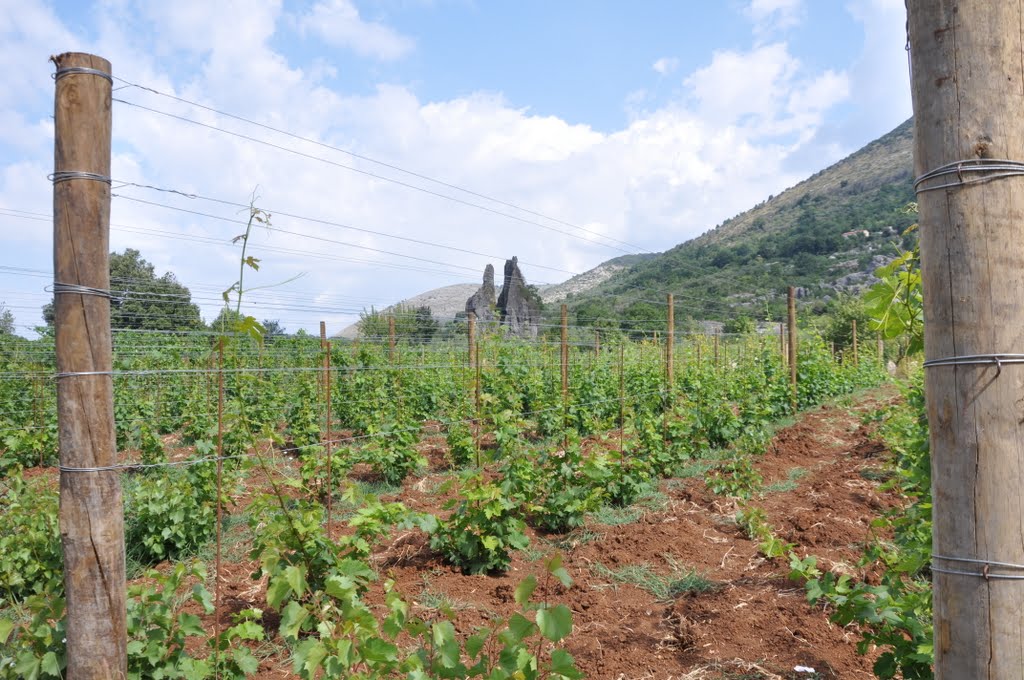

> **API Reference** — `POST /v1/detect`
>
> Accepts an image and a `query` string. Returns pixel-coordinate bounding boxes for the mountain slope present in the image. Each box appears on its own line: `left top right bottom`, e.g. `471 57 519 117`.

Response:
565 119 916 323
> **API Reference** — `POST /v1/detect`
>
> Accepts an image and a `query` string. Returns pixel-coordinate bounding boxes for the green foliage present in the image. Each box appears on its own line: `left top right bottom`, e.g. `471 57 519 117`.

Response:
124 462 223 564
431 472 529 574
735 506 794 559
863 222 923 359
0 473 61 605
361 418 426 487
444 421 475 468
706 454 762 500
792 378 933 679
42 249 203 331
358 304 439 344
0 561 264 680
285 378 321 450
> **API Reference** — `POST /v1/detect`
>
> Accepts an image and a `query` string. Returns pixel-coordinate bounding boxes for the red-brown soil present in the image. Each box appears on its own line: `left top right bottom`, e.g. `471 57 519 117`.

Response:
161 388 902 679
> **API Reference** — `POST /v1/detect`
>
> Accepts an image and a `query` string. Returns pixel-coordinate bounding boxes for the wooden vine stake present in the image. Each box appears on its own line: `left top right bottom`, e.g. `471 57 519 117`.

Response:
664 294 674 444
320 322 333 534
560 304 569 450
787 286 797 412
388 314 396 363
52 52 127 679
851 318 859 367
215 338 225 671
909 3 1024 675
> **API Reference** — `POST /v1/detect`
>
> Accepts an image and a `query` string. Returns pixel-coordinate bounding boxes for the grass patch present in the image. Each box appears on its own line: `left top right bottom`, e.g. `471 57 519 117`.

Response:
591 505 643 526
671 460 716 479
761 467 808 495
416 585 471 613
859 466 893 482
350 478 403 497
592 557 716 601
546 528 604 551
518 544 550 563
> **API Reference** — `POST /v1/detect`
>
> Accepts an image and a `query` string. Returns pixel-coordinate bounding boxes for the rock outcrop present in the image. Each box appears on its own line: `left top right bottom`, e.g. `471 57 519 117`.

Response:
496 257 540 339
465 264 497 322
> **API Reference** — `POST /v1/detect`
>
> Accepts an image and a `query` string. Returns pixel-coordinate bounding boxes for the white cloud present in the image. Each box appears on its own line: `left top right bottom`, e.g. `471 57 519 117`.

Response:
0 0 863 334
652 57 679 75
746 0 803 37
298 0 414 61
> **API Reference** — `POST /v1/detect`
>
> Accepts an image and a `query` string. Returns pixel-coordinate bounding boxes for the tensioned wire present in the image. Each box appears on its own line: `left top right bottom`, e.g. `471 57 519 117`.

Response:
51 386 674 473
110 88 640 256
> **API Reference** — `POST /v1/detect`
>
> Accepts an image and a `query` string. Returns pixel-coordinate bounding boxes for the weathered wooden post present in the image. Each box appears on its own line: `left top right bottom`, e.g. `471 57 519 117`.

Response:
52 52 126 679
666 294 675 391
787 286 797 412
909 3 1024 676
322 330 333 534
561 304 569 449
388 314 396 363
852 318 859 367
467 312 476 370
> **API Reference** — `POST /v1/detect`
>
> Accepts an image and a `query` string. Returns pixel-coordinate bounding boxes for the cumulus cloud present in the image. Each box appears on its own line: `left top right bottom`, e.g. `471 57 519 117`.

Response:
298 0 414 61
746 0 803 37
0 0 869 333
652 57 679 75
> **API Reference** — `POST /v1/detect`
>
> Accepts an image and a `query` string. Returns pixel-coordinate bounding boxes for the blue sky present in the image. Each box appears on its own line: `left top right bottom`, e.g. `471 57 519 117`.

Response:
0 0 911 334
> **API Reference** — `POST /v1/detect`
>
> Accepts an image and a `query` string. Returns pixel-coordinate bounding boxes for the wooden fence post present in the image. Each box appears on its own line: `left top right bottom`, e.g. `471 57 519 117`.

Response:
388 314 396 363
909 3 1024 675
852 319 859 367
666 294 675 392
877 333 884 365
52 52 126 680
320 324 333 534
467 312 476 369
561 304 569 449
787 286 797 412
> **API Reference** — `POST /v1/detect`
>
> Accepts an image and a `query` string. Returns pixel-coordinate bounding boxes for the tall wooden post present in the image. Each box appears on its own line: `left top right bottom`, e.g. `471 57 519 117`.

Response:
779 322 786 367
320 323 333 534
52 52 126 680
618 343 625 457
666 294 675 391
909 3 1024 676
319 320 327 397
388 314 396 363
851 319 859 367
560 304 569 448
594 330 600 356
787 286 797 412
713 332 720 371
467 312 477 370
474 345 482 468
876 333 884 365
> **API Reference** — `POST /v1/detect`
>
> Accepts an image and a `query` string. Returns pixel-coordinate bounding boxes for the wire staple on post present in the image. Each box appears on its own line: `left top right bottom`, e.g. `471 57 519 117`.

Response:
49 171 112 184
914 159 1024 194
932 554 1024 581
49 282 121 302
922 353 1024 377
52 65 113 84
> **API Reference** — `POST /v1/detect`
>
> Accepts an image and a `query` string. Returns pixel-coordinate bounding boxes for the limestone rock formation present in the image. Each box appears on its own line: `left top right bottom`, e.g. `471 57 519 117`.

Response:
465 264 497 322
496 257 540 339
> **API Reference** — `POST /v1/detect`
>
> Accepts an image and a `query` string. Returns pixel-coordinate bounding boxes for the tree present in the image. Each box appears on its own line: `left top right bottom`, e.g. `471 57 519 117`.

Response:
358 305 439 344
0 303 14 336
620 301 664 340
723 315 755 334
42 249 202 331
262 319 286 338
822 294 871 351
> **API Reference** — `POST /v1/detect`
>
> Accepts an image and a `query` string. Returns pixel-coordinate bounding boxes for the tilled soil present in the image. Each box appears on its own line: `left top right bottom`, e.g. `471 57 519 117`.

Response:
182 388 902 679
